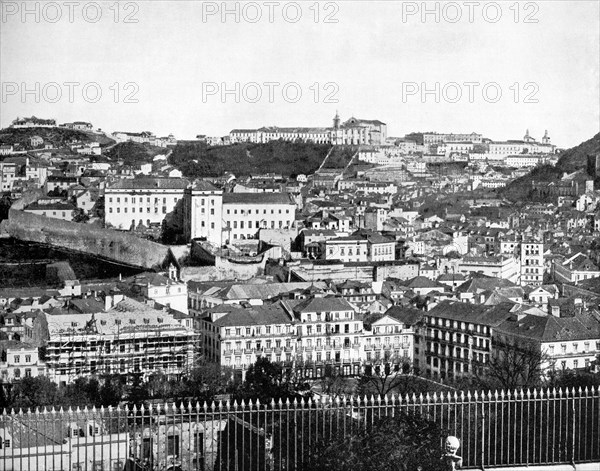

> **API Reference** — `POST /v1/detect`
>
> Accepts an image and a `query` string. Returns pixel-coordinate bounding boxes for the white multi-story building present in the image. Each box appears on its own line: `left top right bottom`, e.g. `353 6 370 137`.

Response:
200 296 364 379
459 255 521 284
363 307 421 369
23 199 77 221
222 192 295 242
506 154 549 168
325 230 396 263
127 273 188 314
495 308 600 372
520 240 544 286
0 340 41 382
553 253 600 284
32 294 197 385
229 114 386 146
423 132 483 145
105 178 188 230
183 180 224 245
185 187 296 244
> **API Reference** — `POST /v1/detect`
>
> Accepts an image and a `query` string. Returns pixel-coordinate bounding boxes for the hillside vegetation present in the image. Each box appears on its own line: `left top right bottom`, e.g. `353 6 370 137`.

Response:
501 133 600 202
169 140 352 178
0 127 115 149
556 132 600 173
103 142 167 166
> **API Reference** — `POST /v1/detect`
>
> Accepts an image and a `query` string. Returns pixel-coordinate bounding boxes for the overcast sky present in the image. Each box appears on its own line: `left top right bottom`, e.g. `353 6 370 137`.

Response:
1 1 599 147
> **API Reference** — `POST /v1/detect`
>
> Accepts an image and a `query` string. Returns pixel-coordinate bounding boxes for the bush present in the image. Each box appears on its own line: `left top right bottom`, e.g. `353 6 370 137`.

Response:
311 410 447 471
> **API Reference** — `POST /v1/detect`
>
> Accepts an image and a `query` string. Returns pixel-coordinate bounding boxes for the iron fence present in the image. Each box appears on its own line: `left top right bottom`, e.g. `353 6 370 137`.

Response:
1 386 599 470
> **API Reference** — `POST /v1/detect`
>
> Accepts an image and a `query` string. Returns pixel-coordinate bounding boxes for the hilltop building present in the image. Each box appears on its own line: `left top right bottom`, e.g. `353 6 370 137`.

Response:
229 114 386 146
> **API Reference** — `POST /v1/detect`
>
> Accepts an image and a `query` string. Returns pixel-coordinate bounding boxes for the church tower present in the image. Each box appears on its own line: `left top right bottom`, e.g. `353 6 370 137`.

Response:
333 111 340 130
542 130 550 145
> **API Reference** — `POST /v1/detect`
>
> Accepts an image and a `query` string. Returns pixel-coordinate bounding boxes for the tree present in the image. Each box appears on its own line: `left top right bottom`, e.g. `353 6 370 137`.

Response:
319 364 354 399
172 363 235 403
236 357 311 403
311 410 447 471
72 208 89 223
8 376 61 410
356 356 420 398
474 339 546 391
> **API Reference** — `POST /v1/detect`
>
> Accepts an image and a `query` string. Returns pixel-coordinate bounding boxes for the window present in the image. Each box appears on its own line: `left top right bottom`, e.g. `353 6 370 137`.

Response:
167 434 180 457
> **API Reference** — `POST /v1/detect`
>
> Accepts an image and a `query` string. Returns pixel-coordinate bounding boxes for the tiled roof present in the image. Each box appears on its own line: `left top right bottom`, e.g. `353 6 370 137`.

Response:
206 303 293 327
496 311 600 342
427 300 515 327
382 305 424 325
223 192 294 205
190 180 219 191
107 178 189 190
292 296 354 313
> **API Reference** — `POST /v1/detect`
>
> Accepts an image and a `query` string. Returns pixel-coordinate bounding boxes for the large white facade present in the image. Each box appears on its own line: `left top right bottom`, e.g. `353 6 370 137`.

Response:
104 178 188 230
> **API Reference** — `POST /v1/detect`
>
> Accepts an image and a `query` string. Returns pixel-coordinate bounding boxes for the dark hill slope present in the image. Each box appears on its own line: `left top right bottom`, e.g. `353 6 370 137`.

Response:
501 133 600 202
0 127 115 149
168 141 354 178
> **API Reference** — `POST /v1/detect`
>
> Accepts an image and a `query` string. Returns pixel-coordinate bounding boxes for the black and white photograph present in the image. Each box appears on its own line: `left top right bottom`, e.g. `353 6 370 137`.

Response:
0 1 599 470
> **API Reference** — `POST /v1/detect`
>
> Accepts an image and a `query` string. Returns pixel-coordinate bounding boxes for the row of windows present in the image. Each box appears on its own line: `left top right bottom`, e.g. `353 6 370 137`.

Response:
426 317 489 334
547 342 600 355
373 325 405 334
226 208 290 215
365 350 409 361
109 196 180 204
224 325 290 336
109 206 168 214
11 355 32 363
303 311 353 322
365 336 410 346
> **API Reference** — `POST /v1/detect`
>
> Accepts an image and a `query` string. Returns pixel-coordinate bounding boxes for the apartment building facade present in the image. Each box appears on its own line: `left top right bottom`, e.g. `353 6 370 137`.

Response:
420 301 514 381
520 240 544 286
32 294 197 385
104 178 188 230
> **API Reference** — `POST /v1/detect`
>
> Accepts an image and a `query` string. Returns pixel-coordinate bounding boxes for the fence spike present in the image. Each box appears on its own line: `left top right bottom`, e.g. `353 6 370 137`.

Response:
271 398 276 407
240 399 246 408
539 389 545 399
256 397 261 408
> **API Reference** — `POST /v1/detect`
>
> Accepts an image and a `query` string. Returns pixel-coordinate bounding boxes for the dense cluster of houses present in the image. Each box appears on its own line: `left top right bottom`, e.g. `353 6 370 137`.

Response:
1 116 599 391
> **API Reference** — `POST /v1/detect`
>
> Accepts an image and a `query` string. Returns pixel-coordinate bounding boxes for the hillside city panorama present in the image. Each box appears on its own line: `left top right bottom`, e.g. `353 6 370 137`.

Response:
1 1 599 470
0 112 599 470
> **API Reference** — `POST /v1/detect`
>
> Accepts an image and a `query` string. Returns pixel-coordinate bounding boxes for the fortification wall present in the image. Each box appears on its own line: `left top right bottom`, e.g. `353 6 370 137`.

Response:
7 209 171 270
